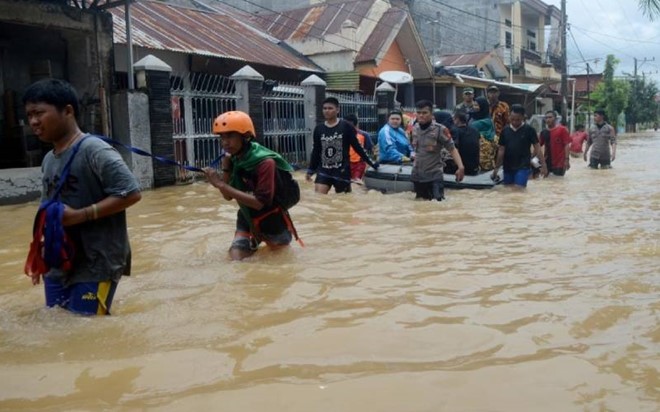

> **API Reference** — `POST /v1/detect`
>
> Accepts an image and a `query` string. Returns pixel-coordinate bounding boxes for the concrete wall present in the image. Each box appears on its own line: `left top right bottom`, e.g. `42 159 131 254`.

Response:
0 167 41 205
114 46 188 76
411 0 500 58
111 91 154 190
0 0 114 133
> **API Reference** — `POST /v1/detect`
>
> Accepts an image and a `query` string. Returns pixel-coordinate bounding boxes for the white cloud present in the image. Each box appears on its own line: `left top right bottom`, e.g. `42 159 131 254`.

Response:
546 0 660 84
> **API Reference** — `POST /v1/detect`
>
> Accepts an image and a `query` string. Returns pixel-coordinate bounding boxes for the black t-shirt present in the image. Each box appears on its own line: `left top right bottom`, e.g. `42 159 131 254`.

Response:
308 119 373 177
451 124 480 175
499 123 538 172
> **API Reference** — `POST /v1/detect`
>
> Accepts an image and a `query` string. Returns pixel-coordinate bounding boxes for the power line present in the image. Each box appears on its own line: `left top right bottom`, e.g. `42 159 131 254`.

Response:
217 0 566 78
570 26 660 45
224 0 528 71
568 27 589 67
419 0 561 33
570 26 637 60
216 0 424 70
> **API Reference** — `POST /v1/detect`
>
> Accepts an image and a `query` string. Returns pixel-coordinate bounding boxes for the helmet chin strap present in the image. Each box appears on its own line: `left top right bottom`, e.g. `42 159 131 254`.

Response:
236 135 252 157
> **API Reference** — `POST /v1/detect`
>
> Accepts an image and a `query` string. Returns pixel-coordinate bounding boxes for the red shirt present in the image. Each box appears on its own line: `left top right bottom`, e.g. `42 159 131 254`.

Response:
540 125 571 169
570 131 588 153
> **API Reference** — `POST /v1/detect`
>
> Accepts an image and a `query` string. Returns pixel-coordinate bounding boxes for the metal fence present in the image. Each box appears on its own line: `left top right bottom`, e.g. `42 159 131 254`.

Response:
171 72 237 181
168 75 381 181
328 91 379 141
262 82 307 166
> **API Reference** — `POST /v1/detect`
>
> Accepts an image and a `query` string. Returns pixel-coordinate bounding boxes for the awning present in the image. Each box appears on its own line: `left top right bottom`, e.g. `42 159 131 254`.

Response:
452 74 546 94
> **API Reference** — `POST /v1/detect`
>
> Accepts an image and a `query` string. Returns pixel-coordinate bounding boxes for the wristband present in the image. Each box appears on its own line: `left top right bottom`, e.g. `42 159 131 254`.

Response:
92 203 99 220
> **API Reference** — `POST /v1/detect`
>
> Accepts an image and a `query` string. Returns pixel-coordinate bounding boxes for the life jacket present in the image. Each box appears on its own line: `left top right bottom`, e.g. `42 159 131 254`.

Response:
24 136 88 282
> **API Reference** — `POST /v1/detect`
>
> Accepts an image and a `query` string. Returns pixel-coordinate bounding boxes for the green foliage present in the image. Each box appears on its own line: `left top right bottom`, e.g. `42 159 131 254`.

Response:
589 55 629 127
630 79 660 125
639 0 660 20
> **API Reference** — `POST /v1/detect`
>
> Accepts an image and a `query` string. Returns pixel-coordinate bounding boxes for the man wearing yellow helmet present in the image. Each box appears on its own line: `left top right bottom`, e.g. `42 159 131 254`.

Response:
203 111 300 260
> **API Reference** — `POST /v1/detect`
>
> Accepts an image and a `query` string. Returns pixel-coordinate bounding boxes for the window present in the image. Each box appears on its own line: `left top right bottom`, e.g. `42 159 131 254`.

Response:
505 19 512 27
505 32 512 48
527 30 536 38
529 41 536 51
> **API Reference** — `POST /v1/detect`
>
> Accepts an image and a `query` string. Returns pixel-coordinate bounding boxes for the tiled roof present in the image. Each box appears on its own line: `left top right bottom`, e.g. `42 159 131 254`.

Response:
439 52 492 67
355 8 406 63
251 0 375 41
110 0 323 72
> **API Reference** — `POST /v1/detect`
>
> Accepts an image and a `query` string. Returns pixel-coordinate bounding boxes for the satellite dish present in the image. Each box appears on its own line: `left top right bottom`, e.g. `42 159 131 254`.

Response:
379 70 413 84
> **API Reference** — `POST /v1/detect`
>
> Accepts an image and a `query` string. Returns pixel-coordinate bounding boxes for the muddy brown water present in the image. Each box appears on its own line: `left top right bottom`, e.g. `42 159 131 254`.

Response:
0 131 658 411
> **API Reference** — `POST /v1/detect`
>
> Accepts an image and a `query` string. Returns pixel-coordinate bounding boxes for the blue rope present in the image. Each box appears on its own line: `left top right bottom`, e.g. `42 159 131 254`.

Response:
97 136 224 172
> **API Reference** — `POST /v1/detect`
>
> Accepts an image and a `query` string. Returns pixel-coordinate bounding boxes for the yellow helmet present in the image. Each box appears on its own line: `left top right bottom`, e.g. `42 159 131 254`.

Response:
212 111 255 138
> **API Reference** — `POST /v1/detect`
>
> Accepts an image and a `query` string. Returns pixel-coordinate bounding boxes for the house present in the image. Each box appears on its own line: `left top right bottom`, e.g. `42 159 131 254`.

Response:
248 0 433 106
434 51 510 82
109 0 324 85
409 0 563 85
0 0 116 171
0 0 121 204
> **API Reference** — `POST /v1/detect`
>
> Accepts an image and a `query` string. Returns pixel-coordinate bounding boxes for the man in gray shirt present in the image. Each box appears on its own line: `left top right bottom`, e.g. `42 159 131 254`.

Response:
24 78 141 315
584 109 617 169
410 100 464 201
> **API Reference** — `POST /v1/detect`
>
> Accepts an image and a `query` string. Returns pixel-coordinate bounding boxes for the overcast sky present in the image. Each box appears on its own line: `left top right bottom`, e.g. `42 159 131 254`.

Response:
545 0 660 85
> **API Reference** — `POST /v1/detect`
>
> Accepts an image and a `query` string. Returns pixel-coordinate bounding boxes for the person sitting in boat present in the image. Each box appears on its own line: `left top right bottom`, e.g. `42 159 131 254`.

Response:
378 110 415 164
451 110 481 176
433 109 454 129
434 109 458 173
469 96 496 171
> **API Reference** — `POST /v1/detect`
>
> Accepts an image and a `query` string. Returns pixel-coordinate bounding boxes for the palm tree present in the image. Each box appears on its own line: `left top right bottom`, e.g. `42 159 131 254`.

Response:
639 0 660 19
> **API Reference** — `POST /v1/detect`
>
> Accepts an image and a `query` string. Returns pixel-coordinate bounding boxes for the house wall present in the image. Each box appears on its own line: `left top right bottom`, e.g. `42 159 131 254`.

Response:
409 0 561 78
0 1 114 133
358 40 409 77
114 46 189 77
308 50 357 73
410 0 500 58
0 0 114 203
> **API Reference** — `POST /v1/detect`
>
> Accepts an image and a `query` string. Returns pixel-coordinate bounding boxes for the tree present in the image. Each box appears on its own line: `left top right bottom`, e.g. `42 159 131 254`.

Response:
626 78 659 129
639 0 660 20
589 55 629 129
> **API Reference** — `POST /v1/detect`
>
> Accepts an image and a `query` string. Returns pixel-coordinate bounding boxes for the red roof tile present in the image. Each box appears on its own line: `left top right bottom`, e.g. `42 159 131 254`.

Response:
251 0 375 42
355 8 406 63
110 0 322 72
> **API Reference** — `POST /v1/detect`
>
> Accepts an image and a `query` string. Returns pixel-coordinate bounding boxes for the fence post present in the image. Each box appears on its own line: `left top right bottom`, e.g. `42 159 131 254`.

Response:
446 86 457 110
231 65 264 143
301 74 326 164
110 90 153 189
133 55 175 188
182 75 195 168
376 82 396 128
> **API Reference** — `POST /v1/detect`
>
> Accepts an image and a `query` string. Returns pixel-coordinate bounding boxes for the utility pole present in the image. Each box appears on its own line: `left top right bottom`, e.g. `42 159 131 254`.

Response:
631 57 638 133
586 63 591 128
560 0 568 124
631 57 655 132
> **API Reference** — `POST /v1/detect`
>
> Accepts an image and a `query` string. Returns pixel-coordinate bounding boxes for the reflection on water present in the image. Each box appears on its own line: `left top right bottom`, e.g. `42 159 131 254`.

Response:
0 132 658 411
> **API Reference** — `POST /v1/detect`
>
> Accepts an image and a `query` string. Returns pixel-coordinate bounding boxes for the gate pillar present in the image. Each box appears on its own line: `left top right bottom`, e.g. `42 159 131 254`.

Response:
230 66 265 144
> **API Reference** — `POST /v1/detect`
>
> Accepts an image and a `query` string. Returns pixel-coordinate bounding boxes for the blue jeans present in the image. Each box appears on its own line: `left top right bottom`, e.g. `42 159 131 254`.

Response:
503 168 531 187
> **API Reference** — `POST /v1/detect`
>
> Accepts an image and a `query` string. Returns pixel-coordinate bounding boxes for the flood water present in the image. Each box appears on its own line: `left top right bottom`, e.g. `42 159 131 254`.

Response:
0 131 658 411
